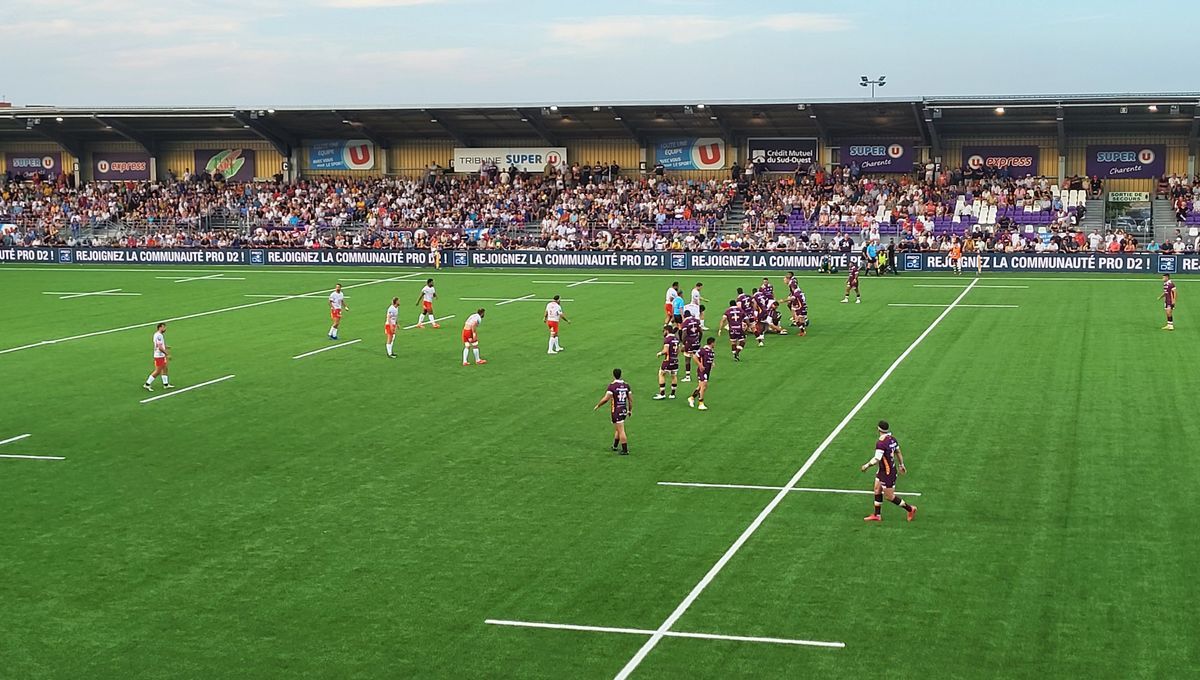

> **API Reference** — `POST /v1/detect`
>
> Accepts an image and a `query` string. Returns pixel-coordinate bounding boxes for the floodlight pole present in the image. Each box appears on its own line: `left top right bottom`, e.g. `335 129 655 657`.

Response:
860 76 886 99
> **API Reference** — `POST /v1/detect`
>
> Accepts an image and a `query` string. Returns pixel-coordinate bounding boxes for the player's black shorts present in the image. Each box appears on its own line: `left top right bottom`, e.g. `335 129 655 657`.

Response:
729 330 744 341
697 368 711 382
685 343 701 354
877 472 897 488
672 314 683 324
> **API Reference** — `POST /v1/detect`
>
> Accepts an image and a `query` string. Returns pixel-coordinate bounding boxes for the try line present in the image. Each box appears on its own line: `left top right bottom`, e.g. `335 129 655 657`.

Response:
611 277 980 678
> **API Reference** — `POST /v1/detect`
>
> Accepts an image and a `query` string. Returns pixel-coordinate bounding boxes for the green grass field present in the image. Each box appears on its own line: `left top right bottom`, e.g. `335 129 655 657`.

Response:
2 264 1197 679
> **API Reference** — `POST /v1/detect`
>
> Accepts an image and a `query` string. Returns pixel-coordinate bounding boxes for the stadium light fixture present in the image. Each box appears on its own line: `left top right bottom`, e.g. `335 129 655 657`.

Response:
429 118 438 123
613 115 622 121
709 115 718 120
860 75 886 98
549 105 559 112
697 104 705 110
267 109 275 114
1148 105 1159 112
55 116 63 122
994 107 1005 115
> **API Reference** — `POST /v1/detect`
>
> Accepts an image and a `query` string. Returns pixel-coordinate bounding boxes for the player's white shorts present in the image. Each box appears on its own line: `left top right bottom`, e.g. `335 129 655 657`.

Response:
684 303 701 319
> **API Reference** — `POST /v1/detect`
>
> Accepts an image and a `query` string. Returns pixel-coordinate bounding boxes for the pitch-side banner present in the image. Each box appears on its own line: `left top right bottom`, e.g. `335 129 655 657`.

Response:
747 138 818 171
452 147 566 173
962 146 1039 176
5 248 1199 274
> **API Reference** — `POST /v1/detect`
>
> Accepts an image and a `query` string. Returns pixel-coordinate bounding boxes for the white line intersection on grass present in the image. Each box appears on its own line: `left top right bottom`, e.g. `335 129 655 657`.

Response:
157 274 246 283
403 315 456 330
1 276 413 356
459 296 575 305
42 289 142 299
531 280 634 286
140 374 236 404
485 619 844 649
914 284 1028 289
889 303 1018 308
657 481 921 497
0 434 65 461
292 339 362 359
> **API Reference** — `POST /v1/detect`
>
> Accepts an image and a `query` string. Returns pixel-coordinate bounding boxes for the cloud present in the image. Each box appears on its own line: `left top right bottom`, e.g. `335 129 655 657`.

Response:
547 12 849 48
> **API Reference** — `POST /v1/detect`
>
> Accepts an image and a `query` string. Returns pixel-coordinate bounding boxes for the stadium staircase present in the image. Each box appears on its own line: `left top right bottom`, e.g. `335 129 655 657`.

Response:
723 192 747 234
1080 198 1106 233
1151 197 1178 243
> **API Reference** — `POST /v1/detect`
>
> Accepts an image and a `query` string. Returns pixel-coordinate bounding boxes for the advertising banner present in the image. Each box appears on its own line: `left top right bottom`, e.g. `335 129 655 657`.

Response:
451 147 567 173
962 145 1039 176
5 247 1199 274
194 149 257 182
5 152 60 178
654 138 726 170
93 152 151 181
838 140 914 172
308 140 375 170
1085 144 1166 179
747 138 818 171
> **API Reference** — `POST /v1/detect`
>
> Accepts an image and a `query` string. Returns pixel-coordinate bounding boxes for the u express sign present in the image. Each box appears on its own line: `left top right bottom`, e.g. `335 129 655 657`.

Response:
452 147 566 173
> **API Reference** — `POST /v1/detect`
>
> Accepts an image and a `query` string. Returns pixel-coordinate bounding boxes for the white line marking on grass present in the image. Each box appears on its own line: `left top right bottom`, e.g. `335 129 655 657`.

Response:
403 315 455 330
612 277 980 679
43 289 142 299
0 433 32 446
292 339 362 359
1 277 408 356
657 481 921 497
484 620 844 649
530 280 634 285
460 296 574 304
889 303 1018 308
567 277 598 287
0 454 65 460
140 374 235 404
157 274 246 282
496 294 535 305
242 293 346 299
914 284 1028 289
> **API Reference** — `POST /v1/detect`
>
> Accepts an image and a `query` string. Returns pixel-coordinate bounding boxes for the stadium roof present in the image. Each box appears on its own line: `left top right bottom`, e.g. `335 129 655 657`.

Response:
4 93 1200 155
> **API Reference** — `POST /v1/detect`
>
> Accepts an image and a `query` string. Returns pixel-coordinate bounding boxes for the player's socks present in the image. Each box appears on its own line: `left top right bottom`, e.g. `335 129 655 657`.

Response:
874 493 883 517
548 338 555 354
890 497 912 511
161 375 169 386
473 348 481 362
612 438 619 451
386 342 393 355
620 442 628 455
462 348 470 364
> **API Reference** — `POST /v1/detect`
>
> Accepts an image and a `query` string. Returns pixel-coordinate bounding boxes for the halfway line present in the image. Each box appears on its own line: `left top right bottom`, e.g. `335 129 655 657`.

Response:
612 277 980 679
657 481 921 497
292 339 362 359
484 620 843 649
0 433 33 446
140 375 235 404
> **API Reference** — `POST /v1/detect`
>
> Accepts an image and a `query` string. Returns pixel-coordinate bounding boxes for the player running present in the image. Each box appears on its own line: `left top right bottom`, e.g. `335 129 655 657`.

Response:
461 308 487 365
717 299 747 361
415 278 440 328
842 258 861 304
1160 273 1177 331
690 282 709 329
860 420 917 522
385 297 399 358
680 310 703 381
328 283 348 339
142 322 174 392
688 337 716 410
544 294 570 353
594 368 633 455
654 325 680 400
664 282 681 324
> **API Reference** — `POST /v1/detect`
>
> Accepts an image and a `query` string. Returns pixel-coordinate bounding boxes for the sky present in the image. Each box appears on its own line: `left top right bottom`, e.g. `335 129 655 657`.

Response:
4 0 1196 107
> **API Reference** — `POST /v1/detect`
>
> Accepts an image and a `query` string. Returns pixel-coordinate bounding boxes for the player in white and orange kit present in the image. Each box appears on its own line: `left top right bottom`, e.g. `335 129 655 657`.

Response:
462 308 487 365
143 322 174 392
430 236 442 270
328 284 348 339
415 278 440 328
385 297 399 358
543 294 570 354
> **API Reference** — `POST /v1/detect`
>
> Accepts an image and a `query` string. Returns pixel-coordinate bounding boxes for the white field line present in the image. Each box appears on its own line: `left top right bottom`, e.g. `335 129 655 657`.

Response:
496 294 536 305
1 276 410 356
242 293 346 299
0 454 65 460
567 277 598 287
612 277 980 679
531 280 634 285
292 338 362 359
1 265 1187 283
403 314 455 330
914 284 1027 289
0 433 32 446
42 288 142 299
656 481 921 497
460 296 574 303
889 303 1018 308
140 374 235 404
157 274 246 283
484 620 844 649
